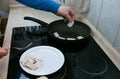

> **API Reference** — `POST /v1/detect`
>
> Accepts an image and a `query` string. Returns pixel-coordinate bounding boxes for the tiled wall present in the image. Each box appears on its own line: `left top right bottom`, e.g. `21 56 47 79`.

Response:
0 0 9 16
87 0 120 53
114 24 120 52
0 0 19 17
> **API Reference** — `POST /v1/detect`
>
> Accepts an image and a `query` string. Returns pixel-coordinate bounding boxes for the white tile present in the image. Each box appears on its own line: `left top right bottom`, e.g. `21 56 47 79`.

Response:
98 0 120 44
114 25 120 53
0 0 9 4
87 0 103 27
0 3 9 13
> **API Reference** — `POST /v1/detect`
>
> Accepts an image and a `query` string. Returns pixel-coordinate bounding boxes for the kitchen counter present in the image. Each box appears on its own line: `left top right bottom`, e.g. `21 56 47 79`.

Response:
0 4 120 79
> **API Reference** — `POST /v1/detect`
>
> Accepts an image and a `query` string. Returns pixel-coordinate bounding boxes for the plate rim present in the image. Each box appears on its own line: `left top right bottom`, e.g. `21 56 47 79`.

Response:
19 45 65 76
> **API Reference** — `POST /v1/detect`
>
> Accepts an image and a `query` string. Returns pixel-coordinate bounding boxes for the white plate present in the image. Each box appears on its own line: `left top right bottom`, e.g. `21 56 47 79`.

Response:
19 46 65 76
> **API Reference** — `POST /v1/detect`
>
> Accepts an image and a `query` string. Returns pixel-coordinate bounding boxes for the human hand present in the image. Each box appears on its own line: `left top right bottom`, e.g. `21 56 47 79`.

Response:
0 47 8 58
57 5 76 22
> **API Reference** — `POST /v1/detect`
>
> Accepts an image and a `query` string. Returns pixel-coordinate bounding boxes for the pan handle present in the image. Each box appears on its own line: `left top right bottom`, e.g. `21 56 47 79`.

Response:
24 16 48 27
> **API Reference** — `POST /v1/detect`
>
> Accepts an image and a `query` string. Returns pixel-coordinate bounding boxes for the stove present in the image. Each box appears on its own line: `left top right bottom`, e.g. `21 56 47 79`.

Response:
7 26 120 79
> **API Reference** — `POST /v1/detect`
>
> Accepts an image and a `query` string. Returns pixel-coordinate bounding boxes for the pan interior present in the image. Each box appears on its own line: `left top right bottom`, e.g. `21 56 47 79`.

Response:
48 20 90 38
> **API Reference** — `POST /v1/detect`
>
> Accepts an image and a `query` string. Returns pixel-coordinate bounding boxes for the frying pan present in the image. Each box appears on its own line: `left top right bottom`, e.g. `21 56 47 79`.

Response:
24 16 91 50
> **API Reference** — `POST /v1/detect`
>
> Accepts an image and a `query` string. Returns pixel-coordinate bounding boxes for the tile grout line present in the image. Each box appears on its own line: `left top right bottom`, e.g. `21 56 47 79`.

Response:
113 24 120 47
96 0 104 29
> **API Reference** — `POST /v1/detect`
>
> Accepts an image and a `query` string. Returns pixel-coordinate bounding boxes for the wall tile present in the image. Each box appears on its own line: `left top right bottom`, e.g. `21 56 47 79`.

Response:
0 3 9 13
98 0 120 44
114 25 120 53
87 0 103 27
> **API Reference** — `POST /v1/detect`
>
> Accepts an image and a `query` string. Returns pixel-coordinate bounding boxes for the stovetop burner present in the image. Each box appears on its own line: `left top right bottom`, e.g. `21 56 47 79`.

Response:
7 26 120 79
24 26 47 41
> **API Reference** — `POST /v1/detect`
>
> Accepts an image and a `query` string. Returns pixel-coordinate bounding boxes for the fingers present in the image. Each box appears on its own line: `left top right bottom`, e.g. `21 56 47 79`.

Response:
69 9 76 20
0 47 8 58
63 11 75 22
66 8 76 22
57 5 76 22
62 7 75 22
65 14 72 22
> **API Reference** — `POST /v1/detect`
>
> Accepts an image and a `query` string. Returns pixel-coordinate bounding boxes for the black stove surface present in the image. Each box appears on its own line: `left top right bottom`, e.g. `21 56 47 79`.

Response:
7 26 120 79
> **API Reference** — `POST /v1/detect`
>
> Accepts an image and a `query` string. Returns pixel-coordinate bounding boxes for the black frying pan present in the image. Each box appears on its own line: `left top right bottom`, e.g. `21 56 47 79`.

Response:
24 16 91 51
